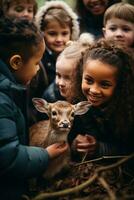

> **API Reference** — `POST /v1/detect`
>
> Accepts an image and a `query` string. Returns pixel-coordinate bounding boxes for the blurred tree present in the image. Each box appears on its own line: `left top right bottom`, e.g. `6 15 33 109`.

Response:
122 0 134 4
37 0 75 8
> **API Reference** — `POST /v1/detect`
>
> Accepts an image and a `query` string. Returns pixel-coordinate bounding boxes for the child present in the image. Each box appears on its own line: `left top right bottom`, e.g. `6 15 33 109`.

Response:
103 2 134 48
0 17 68 200
1 0 37 20
75 0 121 39
0 1 49 127
68 38 134 160
35 0 80 85
43 33 94 104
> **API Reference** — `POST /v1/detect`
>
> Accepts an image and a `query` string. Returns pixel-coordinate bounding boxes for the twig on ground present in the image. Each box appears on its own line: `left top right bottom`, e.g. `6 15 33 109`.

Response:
32 153 134 200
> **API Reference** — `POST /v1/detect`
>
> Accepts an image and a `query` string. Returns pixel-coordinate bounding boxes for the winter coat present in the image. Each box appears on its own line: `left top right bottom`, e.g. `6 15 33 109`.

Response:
28 61 49 126
68 106 134 159
42 81 64 103
41 48 58 85
35 0 80 86
35 0 80 41
0 60 50 200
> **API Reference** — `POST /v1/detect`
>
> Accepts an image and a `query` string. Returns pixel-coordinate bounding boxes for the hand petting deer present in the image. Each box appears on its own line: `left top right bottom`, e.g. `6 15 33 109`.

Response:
29 98 91 179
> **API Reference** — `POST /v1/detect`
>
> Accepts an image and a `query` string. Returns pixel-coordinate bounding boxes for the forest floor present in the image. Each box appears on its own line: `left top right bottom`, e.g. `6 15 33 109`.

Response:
25 154 134 200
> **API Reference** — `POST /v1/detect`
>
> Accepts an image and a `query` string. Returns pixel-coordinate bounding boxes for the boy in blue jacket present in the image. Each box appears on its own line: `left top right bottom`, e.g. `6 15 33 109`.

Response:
0 17 68 200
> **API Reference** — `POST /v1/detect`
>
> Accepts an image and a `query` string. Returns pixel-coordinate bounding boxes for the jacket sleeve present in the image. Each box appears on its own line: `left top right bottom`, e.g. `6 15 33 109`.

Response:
0 117 50 179
96 141 129 157
69 112 131 158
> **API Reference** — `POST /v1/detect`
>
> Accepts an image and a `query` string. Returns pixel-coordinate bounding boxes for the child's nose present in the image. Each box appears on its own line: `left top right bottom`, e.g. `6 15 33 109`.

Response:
56 35 63 42
90 84 100 94
115 29 123 37
22 10 30 17
58 78 65 86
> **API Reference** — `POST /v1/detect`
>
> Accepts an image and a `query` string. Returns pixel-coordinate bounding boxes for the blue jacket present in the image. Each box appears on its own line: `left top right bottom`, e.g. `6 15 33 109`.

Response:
0 60 50 200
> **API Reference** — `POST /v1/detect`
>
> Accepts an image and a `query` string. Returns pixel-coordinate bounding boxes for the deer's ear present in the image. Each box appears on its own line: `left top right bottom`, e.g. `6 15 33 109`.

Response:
32 98 49 113
74 101 91 115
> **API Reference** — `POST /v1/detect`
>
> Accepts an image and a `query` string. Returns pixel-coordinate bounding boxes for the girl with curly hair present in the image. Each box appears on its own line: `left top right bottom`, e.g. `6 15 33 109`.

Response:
69 38 134 160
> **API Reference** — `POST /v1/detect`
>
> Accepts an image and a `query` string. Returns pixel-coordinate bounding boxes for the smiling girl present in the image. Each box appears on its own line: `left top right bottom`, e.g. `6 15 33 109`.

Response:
69 38 134 160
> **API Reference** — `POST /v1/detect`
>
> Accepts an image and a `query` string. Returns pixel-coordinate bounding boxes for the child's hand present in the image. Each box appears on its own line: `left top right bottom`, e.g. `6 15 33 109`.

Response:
46 142 69 159
73 134 97 156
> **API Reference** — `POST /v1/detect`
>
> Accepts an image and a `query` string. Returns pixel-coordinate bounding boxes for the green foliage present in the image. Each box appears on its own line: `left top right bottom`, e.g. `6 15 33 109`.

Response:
37 0 75 8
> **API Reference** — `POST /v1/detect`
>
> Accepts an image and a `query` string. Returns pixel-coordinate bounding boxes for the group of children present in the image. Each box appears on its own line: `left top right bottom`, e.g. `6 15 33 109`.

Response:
0 0 134 199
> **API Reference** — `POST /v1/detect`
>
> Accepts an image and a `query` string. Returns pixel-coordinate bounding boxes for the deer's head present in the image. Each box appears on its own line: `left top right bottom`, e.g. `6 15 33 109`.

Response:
32 98 91 132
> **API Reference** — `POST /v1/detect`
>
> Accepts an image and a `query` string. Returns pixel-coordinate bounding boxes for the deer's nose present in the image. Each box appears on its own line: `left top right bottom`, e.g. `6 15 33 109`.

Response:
59 121 70 128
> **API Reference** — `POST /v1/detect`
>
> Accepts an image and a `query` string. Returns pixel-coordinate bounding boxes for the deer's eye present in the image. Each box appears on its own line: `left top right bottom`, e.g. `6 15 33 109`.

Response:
52 110 57 116
71 111 75 117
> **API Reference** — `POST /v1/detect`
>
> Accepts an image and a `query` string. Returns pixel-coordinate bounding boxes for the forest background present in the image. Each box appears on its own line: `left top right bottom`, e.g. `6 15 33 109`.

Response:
37 0 133 8
38 0 74 8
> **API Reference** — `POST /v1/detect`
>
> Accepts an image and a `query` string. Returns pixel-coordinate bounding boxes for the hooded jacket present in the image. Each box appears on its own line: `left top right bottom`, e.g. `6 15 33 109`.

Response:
0 60 50 200
35 1 80 86
35 0 80 41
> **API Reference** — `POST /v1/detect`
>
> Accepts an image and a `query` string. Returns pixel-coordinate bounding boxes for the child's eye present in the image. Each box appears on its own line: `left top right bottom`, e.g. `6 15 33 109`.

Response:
101 82 112 89
15 6 24 12
48 32 56 36
56 73 61 79
85 77 93 84
123 27 132 32
62 31 70 36
28 7 34 13
109 27 116 31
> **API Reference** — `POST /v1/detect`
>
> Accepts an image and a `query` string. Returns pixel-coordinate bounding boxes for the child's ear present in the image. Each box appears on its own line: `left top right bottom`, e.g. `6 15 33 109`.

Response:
9 55 23 70
102 27 106 36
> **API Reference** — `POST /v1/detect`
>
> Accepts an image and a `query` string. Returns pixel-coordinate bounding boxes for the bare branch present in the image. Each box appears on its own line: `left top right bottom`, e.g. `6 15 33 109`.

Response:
32 153 134 200
98 177 116 200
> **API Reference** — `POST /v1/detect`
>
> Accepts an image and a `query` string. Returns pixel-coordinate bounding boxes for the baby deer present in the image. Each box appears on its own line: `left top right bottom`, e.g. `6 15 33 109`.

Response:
30 98 90 178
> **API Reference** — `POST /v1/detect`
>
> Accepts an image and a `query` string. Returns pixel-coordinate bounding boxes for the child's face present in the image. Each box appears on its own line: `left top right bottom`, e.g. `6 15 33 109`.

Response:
103 18 134 47
6 2 34 20
13 40 45 85
56 57 76 101
83 0 108 15
43 20 71 54
82 59 118 107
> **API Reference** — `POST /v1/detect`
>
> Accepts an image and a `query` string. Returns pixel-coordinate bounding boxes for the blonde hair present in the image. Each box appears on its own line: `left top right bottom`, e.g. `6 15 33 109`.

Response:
57 33 94 103
58 33 94 61
104 2 134 26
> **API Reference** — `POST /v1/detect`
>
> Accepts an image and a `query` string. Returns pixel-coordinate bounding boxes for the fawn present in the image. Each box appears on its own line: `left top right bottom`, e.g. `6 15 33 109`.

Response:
29 98 90 178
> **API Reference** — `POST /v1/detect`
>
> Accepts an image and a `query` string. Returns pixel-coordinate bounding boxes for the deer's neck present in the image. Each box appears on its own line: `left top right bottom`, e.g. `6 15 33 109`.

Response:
46 126 68 145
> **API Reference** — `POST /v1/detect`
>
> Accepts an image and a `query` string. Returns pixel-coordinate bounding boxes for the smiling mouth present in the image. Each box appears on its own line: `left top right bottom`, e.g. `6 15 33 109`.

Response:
54 44 64 47
89 95 102 103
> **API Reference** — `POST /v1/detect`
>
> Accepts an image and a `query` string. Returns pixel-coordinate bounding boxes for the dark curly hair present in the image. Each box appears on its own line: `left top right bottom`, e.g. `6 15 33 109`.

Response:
0 17 44 65
83 38 134 140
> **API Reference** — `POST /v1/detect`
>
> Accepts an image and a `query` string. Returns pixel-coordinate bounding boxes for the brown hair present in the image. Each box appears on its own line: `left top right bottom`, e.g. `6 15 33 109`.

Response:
104 2 134 26
41 8 72 32
2 0 38 16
